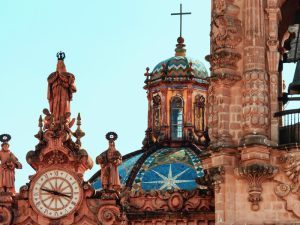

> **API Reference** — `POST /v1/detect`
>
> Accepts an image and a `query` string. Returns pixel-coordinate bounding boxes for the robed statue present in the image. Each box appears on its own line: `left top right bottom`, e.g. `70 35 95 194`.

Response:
0 134 22 194
47 52 77 122
96 132 122 191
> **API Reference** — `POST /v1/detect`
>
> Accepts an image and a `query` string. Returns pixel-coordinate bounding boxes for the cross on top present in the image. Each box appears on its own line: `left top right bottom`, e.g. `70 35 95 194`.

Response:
171 4 191 37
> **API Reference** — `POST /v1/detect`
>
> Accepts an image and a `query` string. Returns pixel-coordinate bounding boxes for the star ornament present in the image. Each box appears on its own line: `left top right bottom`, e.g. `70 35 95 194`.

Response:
143 164 195 190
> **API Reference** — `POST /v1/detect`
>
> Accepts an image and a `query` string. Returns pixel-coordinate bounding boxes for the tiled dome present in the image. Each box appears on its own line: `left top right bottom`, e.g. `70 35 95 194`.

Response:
150 56 208 82
145 37 208 85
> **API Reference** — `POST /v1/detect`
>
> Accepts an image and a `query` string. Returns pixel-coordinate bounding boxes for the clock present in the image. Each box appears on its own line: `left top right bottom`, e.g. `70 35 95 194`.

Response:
30 169 83 219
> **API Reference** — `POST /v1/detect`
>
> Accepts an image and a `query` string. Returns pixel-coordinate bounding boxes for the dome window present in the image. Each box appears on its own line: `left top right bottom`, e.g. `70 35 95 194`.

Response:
171 96 184 140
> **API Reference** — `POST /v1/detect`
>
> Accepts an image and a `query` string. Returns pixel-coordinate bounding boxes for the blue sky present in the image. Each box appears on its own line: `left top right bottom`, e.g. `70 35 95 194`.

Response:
0 1 297 190
0 1 211 189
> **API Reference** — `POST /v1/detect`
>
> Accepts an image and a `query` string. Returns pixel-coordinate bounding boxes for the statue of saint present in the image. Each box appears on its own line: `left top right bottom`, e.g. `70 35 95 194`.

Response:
47 52 77 122
96 132 122 191
0 135 22 194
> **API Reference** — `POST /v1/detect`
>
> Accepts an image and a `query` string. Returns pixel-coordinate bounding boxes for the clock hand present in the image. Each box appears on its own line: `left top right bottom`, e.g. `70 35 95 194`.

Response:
41 188 71 198
56 192 71 198
41 187 56 194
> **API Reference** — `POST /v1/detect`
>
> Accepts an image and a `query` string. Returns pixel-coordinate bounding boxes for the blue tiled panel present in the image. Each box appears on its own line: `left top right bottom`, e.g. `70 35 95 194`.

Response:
141 163 198 191
134 147 203 191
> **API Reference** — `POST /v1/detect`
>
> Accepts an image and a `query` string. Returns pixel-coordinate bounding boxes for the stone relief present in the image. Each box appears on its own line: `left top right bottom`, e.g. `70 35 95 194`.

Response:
275 152 300 218
236 164 278 211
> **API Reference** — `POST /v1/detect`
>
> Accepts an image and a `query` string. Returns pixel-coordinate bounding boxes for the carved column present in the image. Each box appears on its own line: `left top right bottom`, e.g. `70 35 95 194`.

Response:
266 0 281 143
207 0 242 148
242 0 270 143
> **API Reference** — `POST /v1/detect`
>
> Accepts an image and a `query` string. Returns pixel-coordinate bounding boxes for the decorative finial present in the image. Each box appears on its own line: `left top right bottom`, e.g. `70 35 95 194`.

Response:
74 113 85 146
56 51 66 61
34 116 44 141
106 132 118 142
144 67 150 77
175 36 186 56
0 134 11 144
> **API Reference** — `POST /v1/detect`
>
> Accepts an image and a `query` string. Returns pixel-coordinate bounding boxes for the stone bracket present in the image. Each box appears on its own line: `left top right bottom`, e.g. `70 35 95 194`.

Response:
235 163 278 211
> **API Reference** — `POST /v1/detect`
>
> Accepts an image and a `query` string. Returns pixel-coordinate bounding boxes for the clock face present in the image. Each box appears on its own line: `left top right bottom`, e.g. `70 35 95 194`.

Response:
30 169 82 219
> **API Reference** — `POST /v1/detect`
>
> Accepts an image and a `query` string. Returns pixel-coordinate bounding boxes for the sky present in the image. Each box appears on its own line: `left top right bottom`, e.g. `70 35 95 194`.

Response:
0 0 211 189
0 1 297 190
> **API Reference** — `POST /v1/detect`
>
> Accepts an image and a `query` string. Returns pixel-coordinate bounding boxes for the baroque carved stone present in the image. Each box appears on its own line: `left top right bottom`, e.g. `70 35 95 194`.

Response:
97 205 123 225
235 164 278 211
196 166 225 193
122 189 214 213
0 206 13 225
208 0 242 78
242 70 269 135
274 152 300 218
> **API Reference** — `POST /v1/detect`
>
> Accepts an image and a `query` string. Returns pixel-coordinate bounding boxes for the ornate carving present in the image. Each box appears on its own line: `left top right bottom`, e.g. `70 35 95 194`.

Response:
274 153 300 218
97 205 123 225
122 189 214 213
0 206 13 225
152 95 161 132
196 166 225 193
208 51 241 73
242 70 269 135
211 14 242 52
235 164 278 211
208 0 242 78
194 95 205 131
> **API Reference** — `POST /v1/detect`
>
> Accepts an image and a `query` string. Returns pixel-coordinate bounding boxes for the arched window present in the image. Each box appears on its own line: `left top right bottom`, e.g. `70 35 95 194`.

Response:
171 96 184 140
194 95 205 131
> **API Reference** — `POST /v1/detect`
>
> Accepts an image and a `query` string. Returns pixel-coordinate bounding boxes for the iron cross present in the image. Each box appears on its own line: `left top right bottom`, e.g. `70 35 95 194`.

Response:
171 4 191 37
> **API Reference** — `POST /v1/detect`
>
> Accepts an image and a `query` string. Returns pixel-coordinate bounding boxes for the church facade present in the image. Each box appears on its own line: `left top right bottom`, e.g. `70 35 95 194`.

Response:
0 0 300 224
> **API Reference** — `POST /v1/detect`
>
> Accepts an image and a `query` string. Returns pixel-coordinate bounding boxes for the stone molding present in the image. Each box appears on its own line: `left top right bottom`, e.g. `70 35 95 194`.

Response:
121 189 214 213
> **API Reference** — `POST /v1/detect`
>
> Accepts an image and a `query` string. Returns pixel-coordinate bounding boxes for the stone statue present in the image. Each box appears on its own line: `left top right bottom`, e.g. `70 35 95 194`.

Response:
96 132 122 191
0 134 22 194
47 52 77 122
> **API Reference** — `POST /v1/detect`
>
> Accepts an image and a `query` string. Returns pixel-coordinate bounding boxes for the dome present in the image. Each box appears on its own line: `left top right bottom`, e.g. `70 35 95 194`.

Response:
150 56 208 83
90 147 204 192
145 37 208 85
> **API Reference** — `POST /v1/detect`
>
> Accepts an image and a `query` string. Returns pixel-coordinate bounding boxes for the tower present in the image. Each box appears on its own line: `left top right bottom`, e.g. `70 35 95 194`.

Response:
143 37 209 148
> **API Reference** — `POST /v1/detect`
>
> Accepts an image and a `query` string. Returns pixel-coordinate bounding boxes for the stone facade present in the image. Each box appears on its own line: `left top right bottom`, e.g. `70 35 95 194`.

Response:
201 0 300 224
1 0 299 224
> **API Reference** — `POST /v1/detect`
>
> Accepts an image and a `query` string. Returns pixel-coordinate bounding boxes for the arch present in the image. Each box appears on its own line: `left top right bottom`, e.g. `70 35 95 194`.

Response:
170 96 184 140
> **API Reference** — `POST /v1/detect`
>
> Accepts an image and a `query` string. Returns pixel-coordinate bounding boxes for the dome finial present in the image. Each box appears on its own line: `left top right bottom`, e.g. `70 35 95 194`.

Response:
175 37 186 56
171 4 191 38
